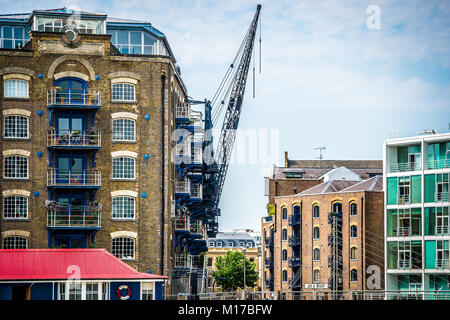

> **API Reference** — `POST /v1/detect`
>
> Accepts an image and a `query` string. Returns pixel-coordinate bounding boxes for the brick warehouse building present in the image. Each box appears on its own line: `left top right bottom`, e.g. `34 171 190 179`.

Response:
262 155 384 297
0 8 198 290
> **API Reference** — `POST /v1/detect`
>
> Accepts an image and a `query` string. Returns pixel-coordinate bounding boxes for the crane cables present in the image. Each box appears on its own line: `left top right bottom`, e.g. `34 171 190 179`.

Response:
210 15 255 129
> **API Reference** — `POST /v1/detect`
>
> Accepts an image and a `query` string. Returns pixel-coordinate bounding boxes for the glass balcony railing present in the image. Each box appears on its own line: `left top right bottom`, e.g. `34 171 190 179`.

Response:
397 227 411 237
47 205 101 228
47 129 101 148
47 88 101 106
435 192 449 202
47 169 101 187
436 259 449 269
397 259 411 269
397 194 411 205
436 225 450 235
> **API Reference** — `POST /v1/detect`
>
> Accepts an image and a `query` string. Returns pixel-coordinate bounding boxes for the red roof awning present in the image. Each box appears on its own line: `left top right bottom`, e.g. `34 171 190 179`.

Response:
0 249 167 281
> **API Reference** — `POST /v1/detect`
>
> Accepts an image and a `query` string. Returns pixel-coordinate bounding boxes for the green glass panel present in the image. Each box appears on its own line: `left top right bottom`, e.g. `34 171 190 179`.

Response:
425 241 436 269
411 175 422 203
425 207 436 235
424 174 436 203
387 210 398 237
408 145 421 154
398 146 408 164
387 177 398 205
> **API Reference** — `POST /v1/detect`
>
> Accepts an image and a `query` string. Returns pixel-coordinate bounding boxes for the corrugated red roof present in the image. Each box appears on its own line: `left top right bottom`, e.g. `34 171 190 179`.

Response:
0 249 167 281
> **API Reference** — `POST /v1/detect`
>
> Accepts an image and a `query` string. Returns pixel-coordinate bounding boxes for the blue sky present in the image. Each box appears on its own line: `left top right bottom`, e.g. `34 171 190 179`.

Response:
2 0 449 232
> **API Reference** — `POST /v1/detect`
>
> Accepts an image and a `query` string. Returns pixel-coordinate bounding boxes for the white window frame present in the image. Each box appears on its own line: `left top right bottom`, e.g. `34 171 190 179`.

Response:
111 83 136 102
4 155 29 179
228 241 234 248
141 282 155 300
112 196 136 220
59 281 109 300
112 236 136 260
3 79 29 98
112 157 135 180
2 236 28 248
112 118 136 142
3 195 28 219
3 115 29 139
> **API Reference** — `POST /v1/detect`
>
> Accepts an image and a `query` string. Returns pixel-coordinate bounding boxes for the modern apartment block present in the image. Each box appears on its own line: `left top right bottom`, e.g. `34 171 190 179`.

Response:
262 155 384 296
384 132 450 293
0 8 206 288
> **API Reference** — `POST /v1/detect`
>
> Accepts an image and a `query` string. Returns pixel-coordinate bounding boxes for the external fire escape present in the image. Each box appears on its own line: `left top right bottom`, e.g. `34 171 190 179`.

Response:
288 206 302 290
328 210 343 299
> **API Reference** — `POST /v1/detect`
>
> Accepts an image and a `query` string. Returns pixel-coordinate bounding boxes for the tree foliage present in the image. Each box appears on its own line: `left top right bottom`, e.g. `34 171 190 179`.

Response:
212 250 258 291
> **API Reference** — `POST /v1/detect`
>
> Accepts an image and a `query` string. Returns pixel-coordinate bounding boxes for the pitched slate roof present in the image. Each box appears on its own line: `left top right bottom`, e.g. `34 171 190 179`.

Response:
340 175 383 192
0 249 167 281
297 180 360 195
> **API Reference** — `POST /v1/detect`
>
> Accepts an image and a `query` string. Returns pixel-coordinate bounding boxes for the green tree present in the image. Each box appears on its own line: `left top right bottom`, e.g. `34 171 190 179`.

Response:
212 250 258 291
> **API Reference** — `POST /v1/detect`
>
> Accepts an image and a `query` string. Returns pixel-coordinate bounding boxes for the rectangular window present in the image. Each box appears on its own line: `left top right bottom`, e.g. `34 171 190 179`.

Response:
2 236 27 249
4 80 29 98
111 83 135 102
86 283 99 300
4 115 29 138
141 282 154 300
112 196 136 219
112 119 136 142
112 237 135 260
3 196 28 219
4 156 28 179
68 283 82 300
102 282 109 300
112 157 135 179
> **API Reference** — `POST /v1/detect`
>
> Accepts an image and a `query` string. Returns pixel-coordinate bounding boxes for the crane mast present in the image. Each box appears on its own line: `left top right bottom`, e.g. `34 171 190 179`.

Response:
212 4 261 210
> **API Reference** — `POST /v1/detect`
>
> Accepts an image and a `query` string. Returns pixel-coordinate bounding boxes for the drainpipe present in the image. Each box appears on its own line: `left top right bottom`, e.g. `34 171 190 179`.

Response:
160 71 167 275
361 195 365 291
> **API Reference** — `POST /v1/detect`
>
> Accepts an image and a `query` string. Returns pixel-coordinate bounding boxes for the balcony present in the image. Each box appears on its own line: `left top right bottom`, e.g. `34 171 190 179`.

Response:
47 169 101 188
288 215 301 226
174 254 191 269
264 236 273 248
435 192 449 202
47 129 101 149
288 236 301 246
397 227 411 237
47 205 101 229
397 194 411 205
427 159 450 170
436 225 450 236
175 180 190 194
265 258 273 268
190 183 203 200
174 216 190 232
436 259 449 269
175 105 191 120
47 88 101 108
397 259 411 270
388 162 421 173
288 257 301 268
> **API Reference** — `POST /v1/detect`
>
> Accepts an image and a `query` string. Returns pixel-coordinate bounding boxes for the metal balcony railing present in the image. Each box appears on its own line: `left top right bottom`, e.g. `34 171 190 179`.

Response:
190 221 206 238
397 194 411 205
47 205 101 228
192 146 203 164
288 215 301 226
193 132 203 143
175 216 190 231
427 159 450 170
47 169 101 187
175 105 190 119
288 236 301 246
47 88 101 106
436 259 449 269
47 129 101 148
388 162 421 173
265 237 273 247
288 257 301 268
435 192 449 202
174 254 191 269
190 183 203 200
397 227 411 237
436 225 449 235
190 113 203 128
175 180 190 194
397 259 411 269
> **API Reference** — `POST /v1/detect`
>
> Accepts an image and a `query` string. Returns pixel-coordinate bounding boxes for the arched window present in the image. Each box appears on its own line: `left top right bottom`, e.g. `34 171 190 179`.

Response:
112 196 136 219
112 83 135 102
282 270 288 282
313 269 320 283
313 227 320 240
350 202 357 216
351 225 357 238
112 237 135 260
282 207 287 220
3 195 28 219
112 118 136 142
313 248 320 261
4 155 28 179
2 236 27 249
282 249 288 261
350 247 357 260
313 205 320 218
112 157 135 179
282 229 288 241
351 269 358 282
4 115 29 139
4 79 28 98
